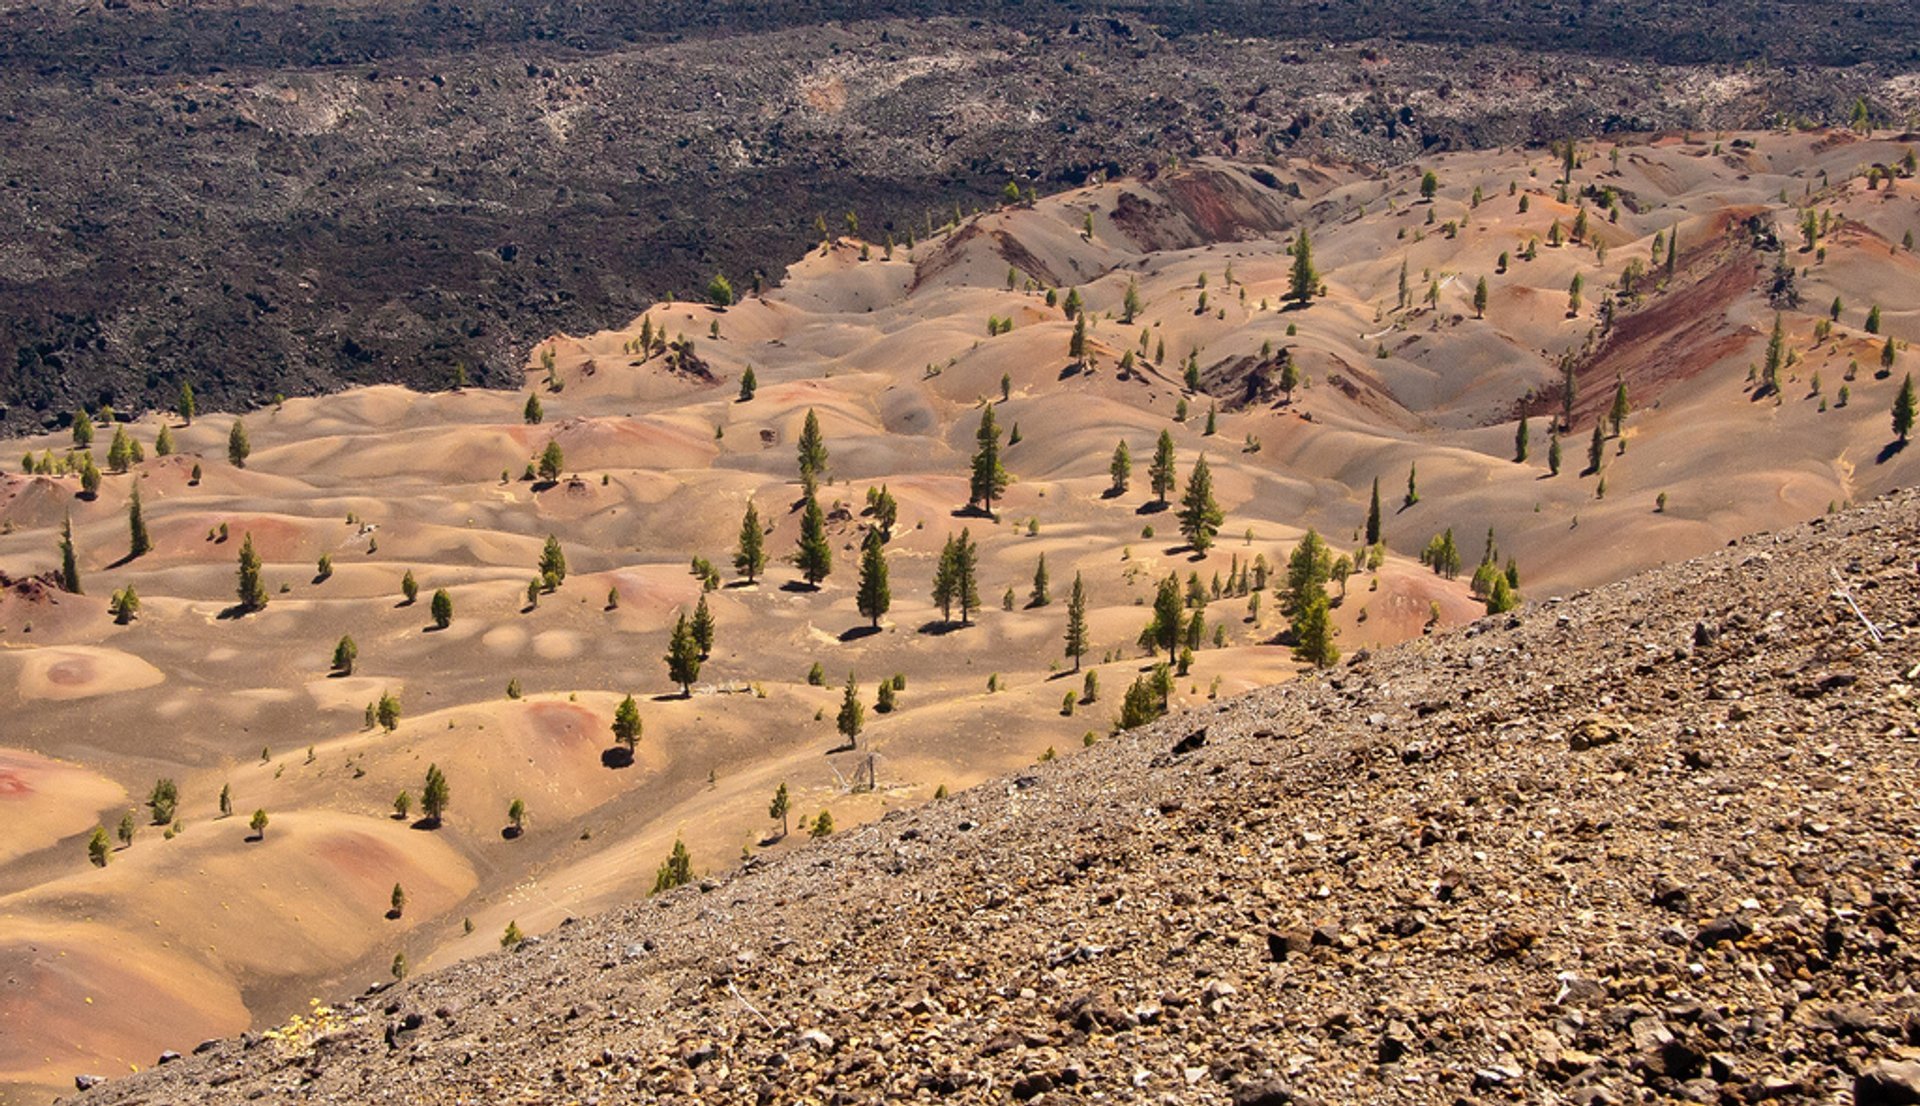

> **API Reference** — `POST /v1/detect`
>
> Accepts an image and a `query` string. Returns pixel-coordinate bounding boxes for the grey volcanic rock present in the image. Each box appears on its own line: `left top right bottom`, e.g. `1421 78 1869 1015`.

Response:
73 488 1920 1103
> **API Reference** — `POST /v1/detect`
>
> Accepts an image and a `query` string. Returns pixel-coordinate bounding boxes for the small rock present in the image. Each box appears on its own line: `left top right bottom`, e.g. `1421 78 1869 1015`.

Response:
74 1074 106 1092
1233 1078 1296 1106
1857 1060 1920 1106
1694 915 1752 949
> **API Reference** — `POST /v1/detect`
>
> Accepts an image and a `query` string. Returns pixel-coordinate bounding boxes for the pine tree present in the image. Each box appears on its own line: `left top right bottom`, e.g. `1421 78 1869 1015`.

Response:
228 419 250 468
1665 226 1677 275
738 366 757 402
109 585 140 624
431 588 454 629
932 529 981 626
1290 591 1338 667
154 424 174 456
836 674 864 748
401 569 419 604
612 694 642 751
537 439 564 482
734 501 767 582
1109 440 1132 495
249 808 270 839
1883 337 1899 374
524 393 544 424
390 883 407 918
420 764 450 826
1404 463 1419 507
969 404 1009 516
179 381 196 426
236 532 267 611
1149 430 1177 504
1284 530 1332 614
71 409 94 449
1177 455 1224 555
1867 305 1883 335
1473 276 1489 318
1588 422 1606 474
107 425 132 473
377 689 402 731
332 635 358 675
1122 278 1143 323
1287 227 1317 305
1365 477 1382 545
1895 374 1916 444
539 534 567 586
769 783 791 838
794 494 832 586
840 527 888 628
665 613 702 695
1514 417 1531 463
1608 381 1630 436
120 485 151 559
219 783 232 818
1144 573 1185 662
691 593 715 657
1064 572 1089 671
1548 433 1563 476
796 408 829 496
1069 313 1088 364
1029 553 1050 607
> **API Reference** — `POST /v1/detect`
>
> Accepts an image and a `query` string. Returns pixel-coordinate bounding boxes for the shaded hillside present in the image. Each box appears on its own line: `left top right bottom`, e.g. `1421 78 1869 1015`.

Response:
73 487 1920 1105
1 2 1914 432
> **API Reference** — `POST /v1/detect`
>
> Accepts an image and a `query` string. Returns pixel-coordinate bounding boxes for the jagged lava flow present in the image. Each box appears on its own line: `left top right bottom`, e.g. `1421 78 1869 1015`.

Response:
0 126 1917 1102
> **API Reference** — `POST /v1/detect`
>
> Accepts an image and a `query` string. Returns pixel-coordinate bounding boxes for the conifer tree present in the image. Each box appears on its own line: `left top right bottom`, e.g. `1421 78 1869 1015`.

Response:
431 588 454 629
735 501 767 582
179 381 196 425
227 419 251 468
72 409 94 449
1895 374 1916 445
1365 477 1382 545
126 485 151 558
836 674 864 748
738 366 757 402
1069 313 1088 364
1291 591 1338 667
1883 337 1899 374
1587 422 1606 475
969 403 1009 516
1515 416 1531 462
332 635 358 675
154 424 174 456
537 439 564 482
377 689 402 732
796 408 829 496
1287 227 1317 305
1548 431 1563 475
932 529 981 626
856 529 890 628
612 694 642 752
1122 278 1143 323
665 613 702 695
1608 381 1630 436
420 764 450 826
107 425 133 473
524 393 544 424
401 569 419 604
249 808 270 839
1028 553 1050 607
1473 276 1489 318
1177 455 1224 555
1109 440 1132 495
1285 530 1332 614
236 532 267 611
691 593 715 657
769 782 791 838
1143 573 1185 663
1149 430 1177 504
1404 463 1419 507
109 585 140 624
539 534 567 586
88 825 111 866
794 493 832 587
1064 572 1088 671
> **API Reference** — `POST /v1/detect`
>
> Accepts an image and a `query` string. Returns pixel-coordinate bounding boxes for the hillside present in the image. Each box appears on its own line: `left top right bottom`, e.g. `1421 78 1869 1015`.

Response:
2 3 1915 432
3 127 1920 1103
69 485 1920 1105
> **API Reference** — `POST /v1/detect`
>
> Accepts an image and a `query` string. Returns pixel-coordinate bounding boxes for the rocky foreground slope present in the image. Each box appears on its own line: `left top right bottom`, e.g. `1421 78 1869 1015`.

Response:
77 489 1920 1105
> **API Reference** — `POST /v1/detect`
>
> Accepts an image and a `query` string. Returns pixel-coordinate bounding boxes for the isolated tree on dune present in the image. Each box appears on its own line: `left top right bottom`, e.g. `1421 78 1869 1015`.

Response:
1069 313 1089 365
735 501 767 582
539 534 567 587
88 826 111 866
1064 572 1089 671
524 393 544 425
770 782 791 838
1587 422 1606 475
1149 430 1177 505
1609 382 1631 436
249 808 270 840
706 272 734 307
1895 374 1916 445
794 493 832 586
1474 276 1489 319
179 381 196 426
236 532 268 611
1420 170 1439 201
420 764 450 826
856 529 890 628
72 409 94 449
796 408 829 496
1029 553 1050 607
665 613 702 695
691 593 715 657
430 588 453 629
1366 478 1382 546
109 585 140 624
147 778 179 825
401 569 419 604
612 694 642 752
58 513 81 594
1404 463 1419 508
377 690 402 732
228 419 250 468
1109 440 1132 495
652 838 694 893
537 439 565 482
932 529 981 626
1287 226 1318 305
1291 590 1339 668
969 403 1010 516
154 424 174 456
1514 417 1531 463
837 674 864 748
1177 454 1224 554
390 883 407 919
332 634 358 676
